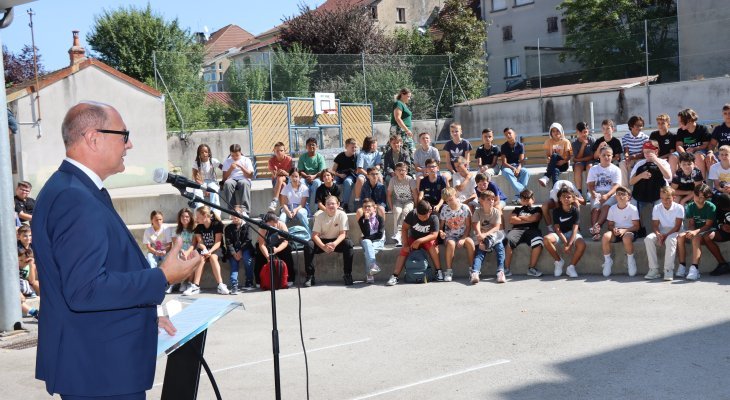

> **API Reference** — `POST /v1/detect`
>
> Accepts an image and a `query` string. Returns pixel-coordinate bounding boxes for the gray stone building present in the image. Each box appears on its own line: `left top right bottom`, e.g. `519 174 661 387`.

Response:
677 0 730 81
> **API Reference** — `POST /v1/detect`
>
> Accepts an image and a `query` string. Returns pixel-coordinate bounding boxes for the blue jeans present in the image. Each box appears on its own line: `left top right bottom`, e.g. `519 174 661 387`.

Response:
335 175 356 206
146 253 164 268
501 165 530 198
545 153 568 186
361 237 385 274
306 178 322 212
229 248 253 287
279 206 312 236
472 241 505 274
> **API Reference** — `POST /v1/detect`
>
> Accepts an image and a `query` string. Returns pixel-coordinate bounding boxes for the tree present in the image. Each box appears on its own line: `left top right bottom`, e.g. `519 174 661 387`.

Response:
393 27 436 56
279 4 393 54
226 64 269 123
3 45 44 87
271 43 318 99
559 0 678 82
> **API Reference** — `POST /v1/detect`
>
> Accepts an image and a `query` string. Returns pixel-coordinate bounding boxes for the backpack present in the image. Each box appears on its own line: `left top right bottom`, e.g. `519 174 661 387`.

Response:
287 225 311 251
260 258 288 290
404 249 432 283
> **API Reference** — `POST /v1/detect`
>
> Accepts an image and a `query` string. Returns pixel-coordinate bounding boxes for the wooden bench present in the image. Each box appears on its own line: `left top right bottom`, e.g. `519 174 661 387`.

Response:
520 134 578 167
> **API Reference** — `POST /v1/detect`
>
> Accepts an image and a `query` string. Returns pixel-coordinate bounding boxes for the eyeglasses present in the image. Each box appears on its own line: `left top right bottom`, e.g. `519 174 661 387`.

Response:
97 129 130 143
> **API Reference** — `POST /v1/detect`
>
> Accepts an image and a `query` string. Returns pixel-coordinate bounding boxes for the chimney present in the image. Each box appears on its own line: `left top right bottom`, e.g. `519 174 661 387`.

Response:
68 30 86 66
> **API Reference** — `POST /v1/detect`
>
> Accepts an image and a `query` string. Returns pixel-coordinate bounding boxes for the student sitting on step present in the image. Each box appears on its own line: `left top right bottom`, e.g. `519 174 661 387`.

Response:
676 184 716 281
600 186 641 277
386 200 443 286
542 179 585 232
504 189 544 278
543 187 586 278
358 198 385 284
471 190 506 284
439 187 475 283
303 195 354 286
587 146 622 241
643 186 684 281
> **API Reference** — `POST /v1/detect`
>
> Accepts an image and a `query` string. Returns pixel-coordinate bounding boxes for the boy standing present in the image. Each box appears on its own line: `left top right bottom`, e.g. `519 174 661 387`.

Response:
543 187 586 278
419 158 449 212
644 187 684 280
600 186 641 277
386 200 443 286
471 191 506 283
619 115 650 187
332 138 358 211
572 121 595 197
671 152 704 205
676 184 716 281
500 127 530 204
443 122 472 175
504 189 544 278
298 137 327 212
268 142 293 211
439 187 475 282
475 128 501 176
587 147 622 241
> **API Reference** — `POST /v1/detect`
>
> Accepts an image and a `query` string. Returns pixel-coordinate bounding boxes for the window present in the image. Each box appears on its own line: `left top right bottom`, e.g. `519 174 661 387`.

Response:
371 6 378 20
547 16 558 33
218 62 223 69
502 25 513 41
396 8 406 23
514 0 534 6
492 0 506 11
505 57 520 77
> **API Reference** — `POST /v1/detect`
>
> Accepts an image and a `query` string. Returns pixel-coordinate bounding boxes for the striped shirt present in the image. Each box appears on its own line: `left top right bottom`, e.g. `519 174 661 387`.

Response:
621 132 649 155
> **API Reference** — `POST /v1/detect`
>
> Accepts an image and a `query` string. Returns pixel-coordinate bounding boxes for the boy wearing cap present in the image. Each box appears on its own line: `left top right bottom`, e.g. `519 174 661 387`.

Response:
629 140 673 220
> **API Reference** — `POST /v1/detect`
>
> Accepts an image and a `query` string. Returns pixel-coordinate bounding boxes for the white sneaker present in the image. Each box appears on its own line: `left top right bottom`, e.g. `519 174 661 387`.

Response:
676 264 686 277
664 268 674 281
644 268 661 280
686 266 700 281
554 258 564 277
182 283 200 296
602 259 613 277
386 275 399 286
538 176 549 187
444 269 453 282
370 264 381 274
178 281 190 293
627 257 637 277
217 283 230 295
470 271 480 284
496 270 506 283
268 199 279 211
165 285 173 294
566 265 578 278
366 275 375 284
526 267 543 277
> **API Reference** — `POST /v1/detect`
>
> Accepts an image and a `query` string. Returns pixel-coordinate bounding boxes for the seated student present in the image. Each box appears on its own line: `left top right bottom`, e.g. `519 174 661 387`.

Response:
354 136 383 207
16 224 31 252
183 206 229 296
387 162 418 246
474 173 507 211
676 184 716 281
600 186 641 277
593 119 623 165
438 187 475 282
671 152 704 205
702 193 730 276
452 156 477 207
542 180 585 230
706 104 730 168
358 198 386 284
332 138 358 212
572 121 595 197
629 141 672 220
419 158 449 213
304 195 355 286
142 210 170 269
649 114 678 174
315 170 341 214
543 187 586 278
413 132 440 181
279 169 311 235
192 144 222 216
255 211 296 288
170 208 196 293
357 168 386 218
222 144 255 213
386 200 443 286
298 137 327 212
18 246 39 297
500 127 530 204
471 190 505 284
675 108 711 180
619 115 650 187
644 186 684 280
443 122 472 178
223 206 254 294
383 134 412 189
538 122 572 187
475 128 501 177
504 189 544 278
267 142 293 211
708 145 730 201
587 147 622 241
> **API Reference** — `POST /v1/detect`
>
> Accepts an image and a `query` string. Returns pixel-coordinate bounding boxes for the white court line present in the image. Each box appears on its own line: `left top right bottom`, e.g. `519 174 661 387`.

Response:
350 359 511 400
153 337 371 387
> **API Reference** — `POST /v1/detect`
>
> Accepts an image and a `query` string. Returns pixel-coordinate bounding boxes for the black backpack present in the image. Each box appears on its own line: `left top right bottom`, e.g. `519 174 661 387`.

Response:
404 249 432 283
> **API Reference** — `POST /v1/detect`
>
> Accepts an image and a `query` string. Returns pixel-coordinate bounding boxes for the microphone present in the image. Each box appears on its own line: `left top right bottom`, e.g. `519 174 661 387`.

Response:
153 168 218 193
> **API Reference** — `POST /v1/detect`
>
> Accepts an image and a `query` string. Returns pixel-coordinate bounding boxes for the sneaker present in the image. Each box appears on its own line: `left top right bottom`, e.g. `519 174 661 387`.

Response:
602 259 613 277
304 275 315 287
538 176 550 187
527 267 543 277
370 264 381 274
444 269 454 282
504 268 513 277
664 268 674 281
178 281 190 293
182 283 200 296
709 262 730 276
470 271 480 284
589 223 601 235
165 285 174 294
268 199 279 212
229 284 239 295
435 269 445 282
566 265 579 278
644 268 661 280
28 308 39 320
217 283 230 295
366 275 375 284
676 264 686 277
554 258 564 277
394 239 403 248
627 257 637 277
496 270 506 283
343 274 354 286
686 266 700 281
243 281 255 291
386 275 399 286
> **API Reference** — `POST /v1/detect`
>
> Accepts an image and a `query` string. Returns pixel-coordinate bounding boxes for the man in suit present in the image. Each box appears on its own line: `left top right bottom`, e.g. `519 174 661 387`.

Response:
32 102 200 399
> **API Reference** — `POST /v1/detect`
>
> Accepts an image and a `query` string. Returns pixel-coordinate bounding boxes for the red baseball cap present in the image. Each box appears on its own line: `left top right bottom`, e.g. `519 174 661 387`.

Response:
642 141 658 150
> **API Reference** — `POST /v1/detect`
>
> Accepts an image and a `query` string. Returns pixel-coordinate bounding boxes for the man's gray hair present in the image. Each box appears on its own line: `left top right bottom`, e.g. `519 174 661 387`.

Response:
61 101 111 147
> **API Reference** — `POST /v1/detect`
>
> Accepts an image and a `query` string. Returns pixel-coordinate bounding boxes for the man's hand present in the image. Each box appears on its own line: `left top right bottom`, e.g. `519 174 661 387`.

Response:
160 238 201 284
158 316 177 336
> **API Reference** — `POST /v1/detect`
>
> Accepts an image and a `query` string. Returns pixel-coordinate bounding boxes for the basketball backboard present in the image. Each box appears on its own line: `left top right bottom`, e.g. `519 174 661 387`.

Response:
314 92 336 115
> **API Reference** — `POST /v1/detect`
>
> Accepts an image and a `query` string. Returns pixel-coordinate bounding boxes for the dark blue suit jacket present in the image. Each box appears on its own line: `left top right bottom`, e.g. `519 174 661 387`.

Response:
33 161 168 397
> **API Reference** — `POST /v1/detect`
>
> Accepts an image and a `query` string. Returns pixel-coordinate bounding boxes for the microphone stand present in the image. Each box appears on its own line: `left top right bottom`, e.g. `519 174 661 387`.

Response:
174 186 307 400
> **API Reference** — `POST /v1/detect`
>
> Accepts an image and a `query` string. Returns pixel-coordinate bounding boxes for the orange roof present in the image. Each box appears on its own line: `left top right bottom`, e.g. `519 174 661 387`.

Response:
6 58 162 101
205 92 234 107
205 24 255 61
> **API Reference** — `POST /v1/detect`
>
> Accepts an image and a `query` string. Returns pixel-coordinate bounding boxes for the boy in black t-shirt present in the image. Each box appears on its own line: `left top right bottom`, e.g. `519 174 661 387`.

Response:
592 119 623 164
315 170 342 213
543 187 586 278
707 104 730 169
443 122 472 176
475 128 500 176
675 108 711 179
504 189 544 278
419 158 449 212
649 113 677 173
671 152 704 204
332 138 358 211
385 200 443 285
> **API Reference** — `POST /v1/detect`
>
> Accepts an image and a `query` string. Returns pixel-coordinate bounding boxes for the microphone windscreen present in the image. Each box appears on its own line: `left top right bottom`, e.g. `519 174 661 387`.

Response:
153 168 168 184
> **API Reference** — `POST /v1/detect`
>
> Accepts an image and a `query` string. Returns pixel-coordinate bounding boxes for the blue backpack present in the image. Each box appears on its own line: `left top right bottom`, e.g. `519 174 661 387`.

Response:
288 225 311 251
404 249 432 283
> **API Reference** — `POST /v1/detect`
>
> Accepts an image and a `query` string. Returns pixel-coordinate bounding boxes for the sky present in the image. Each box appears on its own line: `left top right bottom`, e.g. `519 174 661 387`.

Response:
0 0 326 72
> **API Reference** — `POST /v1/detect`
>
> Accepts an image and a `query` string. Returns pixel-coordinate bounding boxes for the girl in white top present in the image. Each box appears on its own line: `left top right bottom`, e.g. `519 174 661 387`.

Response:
279 169 311 235
192 144 221 216
644 186 684 280
142 210 171 269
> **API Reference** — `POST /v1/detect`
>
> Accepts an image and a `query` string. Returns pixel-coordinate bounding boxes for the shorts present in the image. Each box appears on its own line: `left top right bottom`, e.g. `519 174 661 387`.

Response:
573 161 593 168
400 237 437 257
710 228 730 242
609 230 637 243
672 149 707 157
547 231 583 245
590 193 618 209
506 228 543 249
444 232 467 242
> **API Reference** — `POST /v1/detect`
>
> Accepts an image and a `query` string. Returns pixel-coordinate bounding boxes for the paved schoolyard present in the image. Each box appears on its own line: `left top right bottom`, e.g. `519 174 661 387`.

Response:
4 274 730 399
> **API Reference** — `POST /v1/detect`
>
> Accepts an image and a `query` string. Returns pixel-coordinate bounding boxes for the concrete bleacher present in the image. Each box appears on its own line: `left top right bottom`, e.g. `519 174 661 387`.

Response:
113 168 730 288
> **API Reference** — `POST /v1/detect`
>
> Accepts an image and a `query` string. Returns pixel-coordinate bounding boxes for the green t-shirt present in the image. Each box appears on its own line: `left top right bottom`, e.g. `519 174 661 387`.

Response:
685 201 716 228
390 100 412 130
297 152 326 175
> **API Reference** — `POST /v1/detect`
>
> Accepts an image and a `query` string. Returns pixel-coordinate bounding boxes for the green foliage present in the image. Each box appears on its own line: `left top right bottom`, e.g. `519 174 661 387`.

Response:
204 100 243 129
226 64 270 123
393 27 436 55
559 0 678 82
271 43 318 99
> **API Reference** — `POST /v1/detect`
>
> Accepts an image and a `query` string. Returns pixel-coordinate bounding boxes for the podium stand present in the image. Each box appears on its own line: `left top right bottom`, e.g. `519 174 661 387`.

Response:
158 298 242 400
